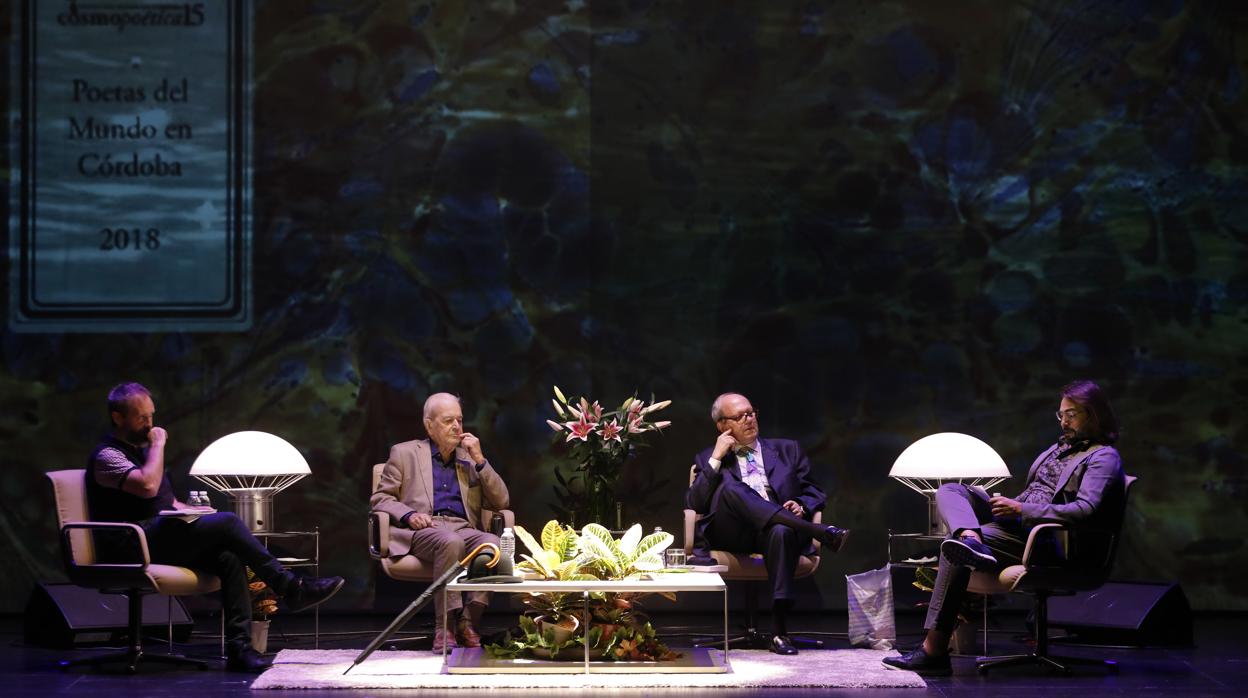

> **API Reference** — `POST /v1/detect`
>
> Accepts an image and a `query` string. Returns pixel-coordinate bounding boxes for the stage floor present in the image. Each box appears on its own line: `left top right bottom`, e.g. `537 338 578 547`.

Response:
1 609 1242 696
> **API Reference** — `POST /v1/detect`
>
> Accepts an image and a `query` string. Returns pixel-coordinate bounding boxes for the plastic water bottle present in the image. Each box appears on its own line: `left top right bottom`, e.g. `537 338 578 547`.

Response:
499 527 515 568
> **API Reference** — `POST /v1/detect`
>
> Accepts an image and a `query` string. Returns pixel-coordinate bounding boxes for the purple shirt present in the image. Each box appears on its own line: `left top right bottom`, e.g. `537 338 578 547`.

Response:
430 440 468 519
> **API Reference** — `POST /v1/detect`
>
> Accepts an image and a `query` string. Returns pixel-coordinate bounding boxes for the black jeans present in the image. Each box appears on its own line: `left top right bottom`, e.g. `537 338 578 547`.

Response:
142 512 296 652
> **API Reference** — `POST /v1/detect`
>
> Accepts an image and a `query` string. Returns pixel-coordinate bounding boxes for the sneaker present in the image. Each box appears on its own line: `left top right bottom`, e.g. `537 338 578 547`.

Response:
940 537 998 571
882 646 952 676
284 575 345 613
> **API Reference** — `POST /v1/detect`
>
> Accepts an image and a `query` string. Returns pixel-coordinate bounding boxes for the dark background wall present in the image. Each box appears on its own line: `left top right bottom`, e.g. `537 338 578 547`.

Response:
3 1 1245 613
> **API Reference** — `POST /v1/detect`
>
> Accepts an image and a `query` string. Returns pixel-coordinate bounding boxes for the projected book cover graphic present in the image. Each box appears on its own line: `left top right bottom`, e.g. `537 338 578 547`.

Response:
9 0 252 331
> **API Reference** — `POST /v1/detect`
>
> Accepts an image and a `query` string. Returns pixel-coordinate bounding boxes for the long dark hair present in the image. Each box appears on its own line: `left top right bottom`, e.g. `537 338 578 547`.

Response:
1061 380 1119 445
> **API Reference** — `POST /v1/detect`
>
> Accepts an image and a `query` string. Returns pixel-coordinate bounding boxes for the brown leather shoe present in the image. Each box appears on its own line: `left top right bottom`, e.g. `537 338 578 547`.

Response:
456 617 482 648
431 627 458 653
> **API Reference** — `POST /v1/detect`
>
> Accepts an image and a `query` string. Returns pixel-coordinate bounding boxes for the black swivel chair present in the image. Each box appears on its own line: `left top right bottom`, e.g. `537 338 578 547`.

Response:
969 475 1137 674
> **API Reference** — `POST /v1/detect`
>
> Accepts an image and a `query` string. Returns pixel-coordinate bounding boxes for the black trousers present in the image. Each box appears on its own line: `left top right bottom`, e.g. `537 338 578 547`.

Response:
142 512 296 652
702 480 812 602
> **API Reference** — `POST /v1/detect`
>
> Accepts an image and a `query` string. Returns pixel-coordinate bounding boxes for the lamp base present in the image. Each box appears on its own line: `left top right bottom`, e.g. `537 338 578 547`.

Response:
231 492 275 533
928 496 949 537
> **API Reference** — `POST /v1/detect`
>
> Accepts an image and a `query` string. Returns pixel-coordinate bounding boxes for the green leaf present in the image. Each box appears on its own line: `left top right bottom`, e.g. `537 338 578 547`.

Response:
617 523 642 558
578 524 622 577
514 525 544 558
540 520 564 553
633 531 673 563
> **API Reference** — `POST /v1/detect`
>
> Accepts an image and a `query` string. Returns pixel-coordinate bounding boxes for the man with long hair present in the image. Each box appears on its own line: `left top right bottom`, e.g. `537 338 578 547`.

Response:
884 380 1126 676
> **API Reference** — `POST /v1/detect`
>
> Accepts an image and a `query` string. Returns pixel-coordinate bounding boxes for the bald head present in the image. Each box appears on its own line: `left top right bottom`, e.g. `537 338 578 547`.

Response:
423 392 460 420
710 393 748 422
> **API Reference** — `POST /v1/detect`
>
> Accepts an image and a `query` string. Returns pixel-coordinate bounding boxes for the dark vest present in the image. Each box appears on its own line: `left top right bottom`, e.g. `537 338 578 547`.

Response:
85 435 175 523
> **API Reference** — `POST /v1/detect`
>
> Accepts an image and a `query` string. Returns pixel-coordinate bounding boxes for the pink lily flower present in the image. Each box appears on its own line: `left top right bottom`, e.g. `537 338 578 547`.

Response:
627 413 646 434
564 414 596 442
577 397 603 423
599 419 623 443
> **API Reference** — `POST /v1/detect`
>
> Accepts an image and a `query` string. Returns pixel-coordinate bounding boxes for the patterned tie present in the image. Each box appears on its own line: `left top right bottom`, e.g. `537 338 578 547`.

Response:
741 449 769 499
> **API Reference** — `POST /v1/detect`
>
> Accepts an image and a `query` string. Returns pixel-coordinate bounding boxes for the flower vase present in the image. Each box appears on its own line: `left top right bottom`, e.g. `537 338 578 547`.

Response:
250 619 271 654
584 478 619 529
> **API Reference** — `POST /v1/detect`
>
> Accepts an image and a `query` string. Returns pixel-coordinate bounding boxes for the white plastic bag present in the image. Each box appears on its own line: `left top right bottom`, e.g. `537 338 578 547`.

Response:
846 564 895 650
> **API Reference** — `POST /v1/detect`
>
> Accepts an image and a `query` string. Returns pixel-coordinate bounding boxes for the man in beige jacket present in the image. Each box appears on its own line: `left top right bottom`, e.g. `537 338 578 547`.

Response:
371 393 510 651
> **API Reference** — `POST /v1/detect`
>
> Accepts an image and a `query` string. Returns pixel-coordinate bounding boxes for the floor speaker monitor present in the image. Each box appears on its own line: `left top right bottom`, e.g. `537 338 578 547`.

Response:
23 583 193 648
1047 580 1192 647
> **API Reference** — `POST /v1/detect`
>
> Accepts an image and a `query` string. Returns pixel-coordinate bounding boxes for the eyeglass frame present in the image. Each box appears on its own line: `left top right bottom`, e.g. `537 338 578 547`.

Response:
1055 407 1084 422
719 410 758 424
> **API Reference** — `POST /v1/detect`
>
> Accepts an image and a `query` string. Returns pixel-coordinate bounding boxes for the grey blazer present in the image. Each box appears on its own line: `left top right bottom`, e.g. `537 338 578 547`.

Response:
1018 442 1125 530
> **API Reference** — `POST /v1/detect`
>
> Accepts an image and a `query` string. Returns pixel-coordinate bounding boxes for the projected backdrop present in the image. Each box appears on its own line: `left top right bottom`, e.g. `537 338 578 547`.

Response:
2 1 1245 612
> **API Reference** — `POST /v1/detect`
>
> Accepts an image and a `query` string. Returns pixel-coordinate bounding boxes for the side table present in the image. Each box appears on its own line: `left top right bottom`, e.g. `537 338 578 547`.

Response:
255 529 321 648
887 529 991 655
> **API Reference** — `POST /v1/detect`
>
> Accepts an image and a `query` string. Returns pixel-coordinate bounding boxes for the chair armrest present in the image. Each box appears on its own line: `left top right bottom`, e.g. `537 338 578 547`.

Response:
1022 522 1117 570
368 511 389 560
1020 523 1066 566
683 509 698 554
61 521 150 567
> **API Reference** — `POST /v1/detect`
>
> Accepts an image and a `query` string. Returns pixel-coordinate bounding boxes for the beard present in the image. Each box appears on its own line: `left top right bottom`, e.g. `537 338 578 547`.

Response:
1059 426 1088 445
124 426 151 445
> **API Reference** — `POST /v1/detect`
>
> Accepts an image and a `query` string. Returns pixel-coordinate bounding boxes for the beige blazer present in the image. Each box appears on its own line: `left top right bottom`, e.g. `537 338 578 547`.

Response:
370 438 510 557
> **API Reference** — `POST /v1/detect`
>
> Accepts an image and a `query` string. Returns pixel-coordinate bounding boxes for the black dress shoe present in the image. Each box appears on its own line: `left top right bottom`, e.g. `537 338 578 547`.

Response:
818 526 850 553
284 575 345 613
770 634 798 655
941 537 998 571
226 647 273 674
881 646 952 676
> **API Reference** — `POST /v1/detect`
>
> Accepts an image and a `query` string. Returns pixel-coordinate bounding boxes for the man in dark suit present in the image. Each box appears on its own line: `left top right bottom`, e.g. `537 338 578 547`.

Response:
883 380 1127 676
686 392 850 655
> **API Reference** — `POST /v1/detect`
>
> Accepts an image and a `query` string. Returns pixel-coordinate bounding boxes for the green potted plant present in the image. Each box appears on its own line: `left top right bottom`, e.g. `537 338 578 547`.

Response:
485 520 681 661
246 567 278 653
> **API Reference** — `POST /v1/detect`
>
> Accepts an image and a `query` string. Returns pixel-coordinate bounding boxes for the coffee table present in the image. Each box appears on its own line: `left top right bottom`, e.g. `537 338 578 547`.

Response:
442 571 729 673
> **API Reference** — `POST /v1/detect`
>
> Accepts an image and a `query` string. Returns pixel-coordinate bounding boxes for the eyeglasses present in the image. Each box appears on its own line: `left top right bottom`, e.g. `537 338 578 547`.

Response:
720 410 758 423
1055 408 1083 422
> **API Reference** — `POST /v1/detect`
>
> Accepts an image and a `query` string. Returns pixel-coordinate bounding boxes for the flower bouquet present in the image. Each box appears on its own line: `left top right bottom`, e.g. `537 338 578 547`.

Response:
544 386 671 528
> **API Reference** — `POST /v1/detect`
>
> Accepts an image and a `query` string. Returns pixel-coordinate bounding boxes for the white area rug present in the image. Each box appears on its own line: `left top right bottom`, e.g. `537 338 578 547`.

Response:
249 648 926 689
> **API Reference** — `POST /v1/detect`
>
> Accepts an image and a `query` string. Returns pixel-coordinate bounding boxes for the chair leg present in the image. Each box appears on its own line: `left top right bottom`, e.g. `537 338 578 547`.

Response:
976 591 1118 675
59 590 208 673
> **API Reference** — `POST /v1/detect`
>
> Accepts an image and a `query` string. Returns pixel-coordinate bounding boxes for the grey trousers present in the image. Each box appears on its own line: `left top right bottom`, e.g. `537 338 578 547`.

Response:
923 483 1027 634
404 515 499 627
